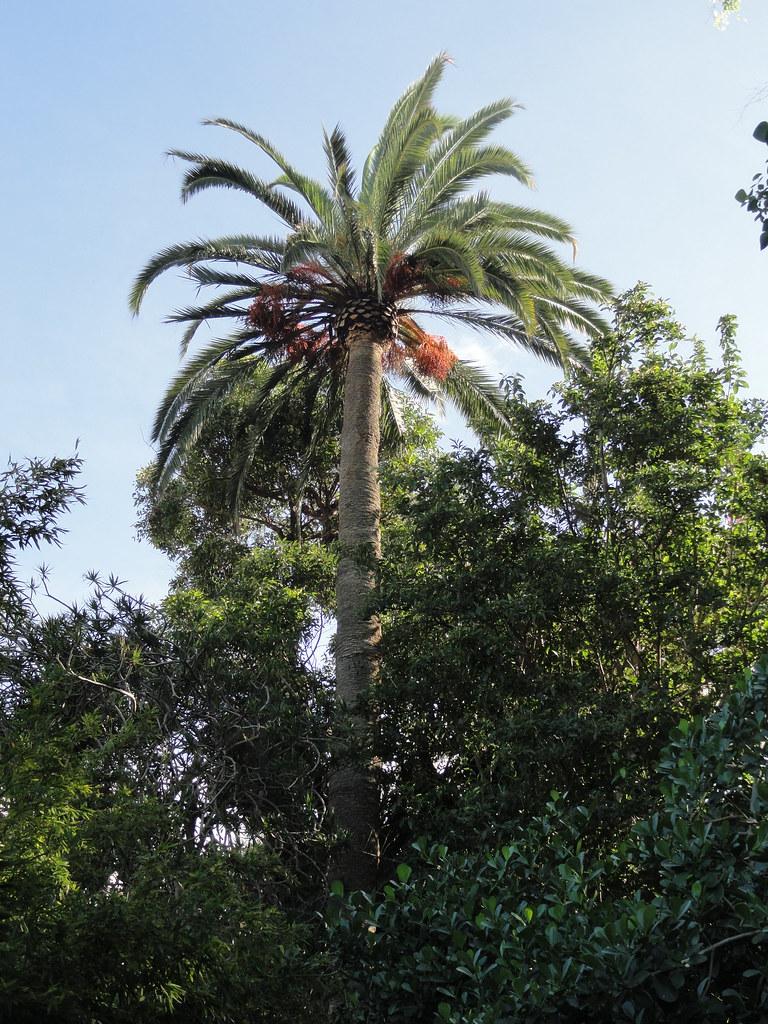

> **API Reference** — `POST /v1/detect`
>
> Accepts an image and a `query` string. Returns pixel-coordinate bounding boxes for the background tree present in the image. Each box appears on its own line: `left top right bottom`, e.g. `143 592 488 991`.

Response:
0 459 336 1022
131 55 612 888
374 286 768 850
711 0 742 29
736 120 768 250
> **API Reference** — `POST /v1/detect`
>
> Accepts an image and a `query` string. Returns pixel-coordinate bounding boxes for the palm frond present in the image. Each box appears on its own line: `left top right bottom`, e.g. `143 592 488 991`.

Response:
202 118 336 226
151 334 261 444
130 236 284 313
400 145 534 248
361 56 455 247
153 357 266 491
411 307 565 366
323 124 357 200
529 304 592 367
380 377 408 448
437 359 513 437
168 150 306 227
397 360 443 410
567 267 615 303
533 293 610 342
410 229 489 295
395 99 524 242
187 266 266 289
165 288 257 356
361 53 451 202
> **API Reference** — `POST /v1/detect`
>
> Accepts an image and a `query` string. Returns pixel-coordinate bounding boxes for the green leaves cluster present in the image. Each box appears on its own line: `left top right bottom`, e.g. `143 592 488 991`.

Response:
735 122 768 250
375 287 768 846
0 460 337 1021
132 56 611 499
329 659 768 1022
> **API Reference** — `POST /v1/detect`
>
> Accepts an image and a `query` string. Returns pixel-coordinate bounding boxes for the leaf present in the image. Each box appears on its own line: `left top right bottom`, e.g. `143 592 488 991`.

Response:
753 121 768 144
396 863 413 884
652 975 678 1003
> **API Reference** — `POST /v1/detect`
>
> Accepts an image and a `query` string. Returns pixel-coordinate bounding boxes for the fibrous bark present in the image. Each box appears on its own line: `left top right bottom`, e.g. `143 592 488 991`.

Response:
330 326 384 892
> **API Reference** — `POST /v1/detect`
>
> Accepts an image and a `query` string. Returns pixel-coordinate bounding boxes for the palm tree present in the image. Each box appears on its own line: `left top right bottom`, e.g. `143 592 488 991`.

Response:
131 55 613 890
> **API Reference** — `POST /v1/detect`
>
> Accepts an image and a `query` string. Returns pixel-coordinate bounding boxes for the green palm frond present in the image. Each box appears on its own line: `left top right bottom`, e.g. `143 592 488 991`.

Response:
202 117 336 225
361 55 454 245
361 53 450 204
368 107 447 249
165 288 257 356
533 293 610 341
168 150 306 227
153 356 264 491
187 266 265 289
279 227 355 288
411 228 489 295
225 362 311 516
529 304 592 368
396 100 531 242
439 359 513 435
151 334 258 444
567 267 615 303
323 124 357 200
130 236 284 313
412 307 565 366
416 196 575 245
399 146 535 249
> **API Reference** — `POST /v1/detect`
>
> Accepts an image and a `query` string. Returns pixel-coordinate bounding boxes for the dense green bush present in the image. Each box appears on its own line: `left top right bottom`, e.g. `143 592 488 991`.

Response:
330 659 768 1022
0 459 335 1022
376 288 768 848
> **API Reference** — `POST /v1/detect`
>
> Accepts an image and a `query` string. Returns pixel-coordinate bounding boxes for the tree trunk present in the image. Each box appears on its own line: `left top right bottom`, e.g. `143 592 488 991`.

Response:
330 327 384 892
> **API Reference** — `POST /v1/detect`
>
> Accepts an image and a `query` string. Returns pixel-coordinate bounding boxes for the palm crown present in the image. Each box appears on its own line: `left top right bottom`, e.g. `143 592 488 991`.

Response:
131 54 611 492
132 55 613 891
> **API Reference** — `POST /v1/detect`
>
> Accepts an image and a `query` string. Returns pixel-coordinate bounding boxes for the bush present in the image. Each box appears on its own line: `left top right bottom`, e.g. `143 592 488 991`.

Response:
329 660 768 1023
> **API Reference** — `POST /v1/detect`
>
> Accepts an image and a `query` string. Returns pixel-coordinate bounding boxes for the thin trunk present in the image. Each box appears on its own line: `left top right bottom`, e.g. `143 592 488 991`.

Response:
288 491 303 543
330 327 383 892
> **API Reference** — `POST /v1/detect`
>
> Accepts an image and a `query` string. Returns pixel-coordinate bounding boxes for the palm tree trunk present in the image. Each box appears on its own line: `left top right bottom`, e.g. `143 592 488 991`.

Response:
330 327 383 892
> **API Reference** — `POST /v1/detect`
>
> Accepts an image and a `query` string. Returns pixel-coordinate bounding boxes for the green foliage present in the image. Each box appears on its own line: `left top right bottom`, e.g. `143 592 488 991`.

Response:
712 0 742 29
329 659 768 1022
7 286 768 1018
0 455 83 626
376 286 768 844
0 732 322 1023
735 122 768 250
0 460 336 1021
134 377 342 596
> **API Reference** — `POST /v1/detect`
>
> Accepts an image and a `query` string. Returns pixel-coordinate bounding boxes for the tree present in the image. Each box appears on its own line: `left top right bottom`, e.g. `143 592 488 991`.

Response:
0 460 336 1021
711 0 742 29
375 286 768 848
131 54 612 889
735 121 768 250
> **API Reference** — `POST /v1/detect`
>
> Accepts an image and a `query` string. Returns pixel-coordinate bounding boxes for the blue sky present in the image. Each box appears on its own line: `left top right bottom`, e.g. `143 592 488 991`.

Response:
1 1 766 603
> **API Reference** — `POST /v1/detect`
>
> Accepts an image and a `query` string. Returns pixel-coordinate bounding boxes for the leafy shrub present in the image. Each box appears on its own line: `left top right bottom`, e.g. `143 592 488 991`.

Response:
329 660 768 1023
